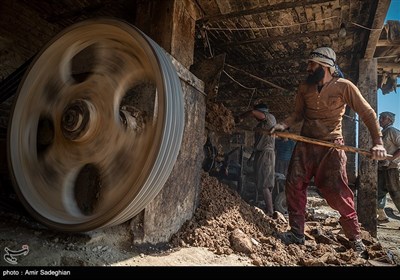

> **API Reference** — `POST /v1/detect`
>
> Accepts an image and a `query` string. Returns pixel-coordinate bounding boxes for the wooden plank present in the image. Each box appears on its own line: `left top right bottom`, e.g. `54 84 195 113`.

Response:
217 29 337 48
251 130 393 158
198 0 333 23
377 62 400 70
376 39 400 47
196 0 221 16
364 0 391 59
273 132 377 157
183 0 203 20
225 64 289 92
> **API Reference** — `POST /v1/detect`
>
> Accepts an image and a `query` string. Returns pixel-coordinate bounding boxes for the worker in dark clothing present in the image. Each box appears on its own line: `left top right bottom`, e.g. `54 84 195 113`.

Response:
270 47 387 258
275 137 295 176
236 103 276 216
377 111 400 221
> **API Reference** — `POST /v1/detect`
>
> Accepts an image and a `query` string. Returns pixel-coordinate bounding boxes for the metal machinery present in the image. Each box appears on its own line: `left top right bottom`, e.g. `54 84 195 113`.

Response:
7 19 184 232
202 137 244 193
273 173 287 214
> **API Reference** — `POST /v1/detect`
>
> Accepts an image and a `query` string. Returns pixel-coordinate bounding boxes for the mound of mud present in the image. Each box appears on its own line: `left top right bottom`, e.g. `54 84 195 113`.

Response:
171 172 395 266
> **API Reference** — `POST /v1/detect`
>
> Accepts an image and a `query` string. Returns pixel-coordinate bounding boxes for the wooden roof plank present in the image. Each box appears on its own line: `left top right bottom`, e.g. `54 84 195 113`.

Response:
364 0 391 59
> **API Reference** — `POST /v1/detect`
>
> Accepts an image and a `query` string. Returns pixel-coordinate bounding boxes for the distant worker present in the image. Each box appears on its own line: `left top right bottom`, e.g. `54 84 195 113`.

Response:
377 111 400 222
270 47 387 258
275 137 295 176
236 103 276 216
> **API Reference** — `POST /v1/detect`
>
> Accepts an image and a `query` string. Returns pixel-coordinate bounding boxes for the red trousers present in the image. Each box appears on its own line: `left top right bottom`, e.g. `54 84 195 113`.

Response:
285 139 361 240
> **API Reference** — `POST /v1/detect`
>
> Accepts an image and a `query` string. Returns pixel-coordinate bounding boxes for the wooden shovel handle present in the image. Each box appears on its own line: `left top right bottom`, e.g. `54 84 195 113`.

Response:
273 131 392 159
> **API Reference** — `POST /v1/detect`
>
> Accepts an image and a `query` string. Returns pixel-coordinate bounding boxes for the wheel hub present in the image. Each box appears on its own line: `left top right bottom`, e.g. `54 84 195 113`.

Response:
61 99 94 141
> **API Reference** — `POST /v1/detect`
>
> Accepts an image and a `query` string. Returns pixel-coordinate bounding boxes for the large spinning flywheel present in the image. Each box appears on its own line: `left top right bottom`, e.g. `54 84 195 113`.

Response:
7 19 184 231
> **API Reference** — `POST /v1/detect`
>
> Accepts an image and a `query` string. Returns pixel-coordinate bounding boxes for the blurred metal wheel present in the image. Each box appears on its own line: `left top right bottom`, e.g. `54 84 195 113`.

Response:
7 19 184 231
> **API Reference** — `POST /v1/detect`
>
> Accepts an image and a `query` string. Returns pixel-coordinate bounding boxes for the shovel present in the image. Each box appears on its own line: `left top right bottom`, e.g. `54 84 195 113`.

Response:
272 131 392 159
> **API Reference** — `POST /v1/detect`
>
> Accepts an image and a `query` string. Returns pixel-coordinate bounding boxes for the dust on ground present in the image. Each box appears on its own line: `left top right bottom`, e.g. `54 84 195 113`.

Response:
0 172 399 267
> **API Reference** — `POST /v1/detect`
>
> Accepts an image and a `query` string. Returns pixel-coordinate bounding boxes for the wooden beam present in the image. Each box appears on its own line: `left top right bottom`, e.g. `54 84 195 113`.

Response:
378 72 400 75
216 29 339 49
272 132 392 158
377 62 400 70
225 64 290 92
45 3 104 23
216 94 294 104
364 0 391 59
358 58 378 237
183 0 204 20
228 49 359 67
197 0 332 24
376 39 400 47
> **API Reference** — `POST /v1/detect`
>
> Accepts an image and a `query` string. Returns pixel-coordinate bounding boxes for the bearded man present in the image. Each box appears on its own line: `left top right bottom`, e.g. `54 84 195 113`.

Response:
270 47 387 258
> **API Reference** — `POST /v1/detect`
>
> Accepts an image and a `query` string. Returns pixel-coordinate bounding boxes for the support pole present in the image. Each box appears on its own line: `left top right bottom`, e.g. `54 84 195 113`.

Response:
358 58 379 237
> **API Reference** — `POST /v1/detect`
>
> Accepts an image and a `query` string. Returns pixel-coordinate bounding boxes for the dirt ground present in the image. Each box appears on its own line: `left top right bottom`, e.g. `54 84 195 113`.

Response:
0 172 399 269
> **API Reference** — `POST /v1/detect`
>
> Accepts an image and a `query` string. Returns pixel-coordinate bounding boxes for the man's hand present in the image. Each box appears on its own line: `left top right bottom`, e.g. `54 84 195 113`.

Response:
370 144 387 160
270 123 288 134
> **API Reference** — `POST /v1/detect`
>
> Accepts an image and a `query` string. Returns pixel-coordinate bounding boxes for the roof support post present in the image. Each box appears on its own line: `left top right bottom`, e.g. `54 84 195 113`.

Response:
357 58 378 237
134 0 201 68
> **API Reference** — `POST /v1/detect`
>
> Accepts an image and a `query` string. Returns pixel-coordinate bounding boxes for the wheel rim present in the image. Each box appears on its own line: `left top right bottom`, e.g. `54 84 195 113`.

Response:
8 19 184 231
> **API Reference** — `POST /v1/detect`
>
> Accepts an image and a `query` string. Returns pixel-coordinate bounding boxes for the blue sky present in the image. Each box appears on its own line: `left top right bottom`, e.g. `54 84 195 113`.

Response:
377 0 400 128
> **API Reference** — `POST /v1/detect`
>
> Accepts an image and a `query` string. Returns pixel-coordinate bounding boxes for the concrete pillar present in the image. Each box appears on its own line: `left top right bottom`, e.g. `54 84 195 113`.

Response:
357 58 378 237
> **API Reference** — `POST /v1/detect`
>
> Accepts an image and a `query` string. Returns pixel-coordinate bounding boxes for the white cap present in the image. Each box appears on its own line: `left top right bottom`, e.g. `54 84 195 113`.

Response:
309 47 336 74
